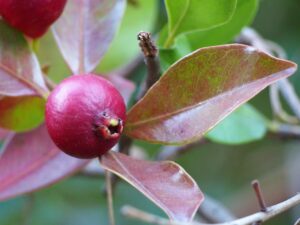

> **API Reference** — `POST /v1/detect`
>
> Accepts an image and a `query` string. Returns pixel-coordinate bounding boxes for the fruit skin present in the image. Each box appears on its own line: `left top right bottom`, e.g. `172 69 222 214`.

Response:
45 74 126 159
0 0 67 38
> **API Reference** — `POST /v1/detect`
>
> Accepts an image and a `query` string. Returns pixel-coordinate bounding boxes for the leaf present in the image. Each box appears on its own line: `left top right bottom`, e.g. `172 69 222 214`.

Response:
162 0 237 48
182 0 258 51
106 75 135 104
52 0 126 74
206 104 267 144
160 0 258 70
98 0 158 73
0 21 48 97
125 44 297 144
0 124 88 201
0 96 45 132
101 151 204 222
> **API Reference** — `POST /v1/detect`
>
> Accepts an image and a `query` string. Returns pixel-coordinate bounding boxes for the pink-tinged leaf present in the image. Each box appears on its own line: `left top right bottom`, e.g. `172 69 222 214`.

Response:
0 124 88 201
52 0 126 74
0 21 48 98
101 152 204 222
107 74 135 104
125 44 297 144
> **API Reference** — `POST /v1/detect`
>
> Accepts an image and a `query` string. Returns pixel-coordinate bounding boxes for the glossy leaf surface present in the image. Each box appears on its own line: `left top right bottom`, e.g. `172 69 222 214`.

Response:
0 125 88 201
101 152 203 222
52 0 126 74
0 21 48 97
206 104 267 144
163 0 237 47
0 96 45 132
160 0 258 70
125 44 297 144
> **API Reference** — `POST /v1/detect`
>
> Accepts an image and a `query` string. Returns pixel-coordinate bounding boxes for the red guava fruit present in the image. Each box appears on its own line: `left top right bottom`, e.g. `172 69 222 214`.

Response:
45 74 126 159
0 0 67 38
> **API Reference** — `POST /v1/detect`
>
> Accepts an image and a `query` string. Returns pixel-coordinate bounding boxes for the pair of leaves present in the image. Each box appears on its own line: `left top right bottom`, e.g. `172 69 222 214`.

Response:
159 0 265 145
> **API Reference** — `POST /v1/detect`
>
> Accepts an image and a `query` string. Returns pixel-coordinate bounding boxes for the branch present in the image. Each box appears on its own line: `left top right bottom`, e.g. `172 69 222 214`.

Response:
197 195 236 223
268 121 300 137
269 84 298 124
121 193 300 225
137 31 161 99
105 170 116 225
237 27 300 122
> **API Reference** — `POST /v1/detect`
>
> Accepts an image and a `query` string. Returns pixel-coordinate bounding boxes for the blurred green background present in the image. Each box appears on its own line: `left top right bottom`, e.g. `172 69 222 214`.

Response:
1 0 300 224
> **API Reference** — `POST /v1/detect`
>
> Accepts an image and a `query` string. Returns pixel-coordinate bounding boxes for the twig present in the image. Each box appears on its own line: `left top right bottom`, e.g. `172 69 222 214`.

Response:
251 180 267 213
121 193 300 225
137 31 160 99
268 121 300 137
278 79 300 121
198 195 236 223
269 84 298 124
105 170 116 225
237 27 300 123
294 218 300 225
43 75 56 91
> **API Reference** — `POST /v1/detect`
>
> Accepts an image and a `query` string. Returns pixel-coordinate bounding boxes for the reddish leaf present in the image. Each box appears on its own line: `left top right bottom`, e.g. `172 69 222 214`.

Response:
0 124 88 201
52 0 126 74
107 74 135 104
0 21 48 97
101 152 204 222
125 44 297 144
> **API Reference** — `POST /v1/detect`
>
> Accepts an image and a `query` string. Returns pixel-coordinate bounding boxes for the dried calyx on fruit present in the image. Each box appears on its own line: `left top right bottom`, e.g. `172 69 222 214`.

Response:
0 0 67 38
45 74 126 159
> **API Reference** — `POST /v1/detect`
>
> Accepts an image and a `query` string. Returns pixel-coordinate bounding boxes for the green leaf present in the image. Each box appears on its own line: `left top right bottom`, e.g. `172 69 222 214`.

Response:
206 104 267 144
97 0 158 73
160 0 258 70
162 0 237 48
0 96 45 132
125 44 297 144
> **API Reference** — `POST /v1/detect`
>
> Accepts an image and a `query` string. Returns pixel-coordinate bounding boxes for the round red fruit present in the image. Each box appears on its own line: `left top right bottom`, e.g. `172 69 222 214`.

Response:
45 74 126 159
0 0 67 38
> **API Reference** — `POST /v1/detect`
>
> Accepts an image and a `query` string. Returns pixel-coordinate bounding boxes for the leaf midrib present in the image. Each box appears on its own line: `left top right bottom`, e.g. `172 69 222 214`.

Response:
0 64 47 97
164 0 190 48
125 67 295 129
